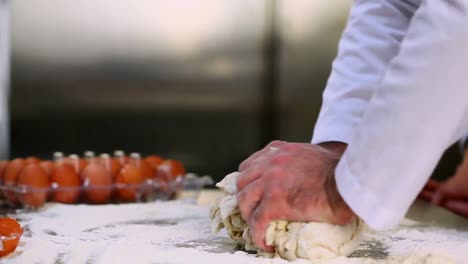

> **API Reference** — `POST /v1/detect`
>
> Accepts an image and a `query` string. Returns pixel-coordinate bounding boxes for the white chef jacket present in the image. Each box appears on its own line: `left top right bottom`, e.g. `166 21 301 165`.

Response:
312 0 468 230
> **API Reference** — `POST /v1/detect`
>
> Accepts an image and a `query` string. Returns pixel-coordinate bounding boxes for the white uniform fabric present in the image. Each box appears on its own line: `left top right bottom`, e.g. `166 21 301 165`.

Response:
312 0 468 230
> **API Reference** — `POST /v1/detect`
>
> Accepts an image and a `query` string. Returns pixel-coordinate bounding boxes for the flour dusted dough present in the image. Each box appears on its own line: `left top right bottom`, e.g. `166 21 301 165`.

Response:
210 172 366 262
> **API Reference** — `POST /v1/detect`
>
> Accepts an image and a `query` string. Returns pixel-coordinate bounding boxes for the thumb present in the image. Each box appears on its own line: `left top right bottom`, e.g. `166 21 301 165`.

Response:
432 184 468 204
431 189 445 205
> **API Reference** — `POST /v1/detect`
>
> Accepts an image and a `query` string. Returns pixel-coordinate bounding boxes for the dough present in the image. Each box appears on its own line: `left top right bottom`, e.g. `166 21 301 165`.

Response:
210 172 366 262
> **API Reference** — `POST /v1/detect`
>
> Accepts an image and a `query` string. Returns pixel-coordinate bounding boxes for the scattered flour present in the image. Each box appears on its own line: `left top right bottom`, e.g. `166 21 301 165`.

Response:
0 198 466 264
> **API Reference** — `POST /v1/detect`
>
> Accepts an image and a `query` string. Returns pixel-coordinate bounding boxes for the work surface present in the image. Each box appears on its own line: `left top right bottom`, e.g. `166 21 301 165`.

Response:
2 191 468 264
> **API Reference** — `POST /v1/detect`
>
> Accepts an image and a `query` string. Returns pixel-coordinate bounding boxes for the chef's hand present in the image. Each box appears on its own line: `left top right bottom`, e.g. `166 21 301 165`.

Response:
236 141 354 252
418 179 441 202
430 150 468 217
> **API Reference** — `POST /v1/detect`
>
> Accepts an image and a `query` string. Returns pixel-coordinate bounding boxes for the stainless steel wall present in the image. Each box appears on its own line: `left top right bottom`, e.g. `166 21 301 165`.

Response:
10 0 353 181
0 0 10 159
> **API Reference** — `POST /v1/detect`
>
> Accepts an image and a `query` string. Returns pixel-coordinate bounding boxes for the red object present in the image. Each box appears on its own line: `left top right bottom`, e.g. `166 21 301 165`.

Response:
0 217 23 258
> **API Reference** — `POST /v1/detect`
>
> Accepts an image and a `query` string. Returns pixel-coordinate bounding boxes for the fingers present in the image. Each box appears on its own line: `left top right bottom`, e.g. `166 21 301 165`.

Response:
237 180 263 222
424 179 441 191
239 140 286 171
249 202 276 252
418 190 435 202
431 189 445 205
238 169 284 252
444 200 468 217
418 180 441 202
432 184 468 205
236 168 262 192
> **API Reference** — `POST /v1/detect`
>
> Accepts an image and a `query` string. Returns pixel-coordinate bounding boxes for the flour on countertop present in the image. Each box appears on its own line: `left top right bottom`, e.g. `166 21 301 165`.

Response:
1 199 467 264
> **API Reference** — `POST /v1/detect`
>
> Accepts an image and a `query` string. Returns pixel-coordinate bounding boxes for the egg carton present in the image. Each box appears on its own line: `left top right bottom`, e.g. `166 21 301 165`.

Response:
0 176 176 210
0 150 207 210
182 173 214 190
0 173 215 210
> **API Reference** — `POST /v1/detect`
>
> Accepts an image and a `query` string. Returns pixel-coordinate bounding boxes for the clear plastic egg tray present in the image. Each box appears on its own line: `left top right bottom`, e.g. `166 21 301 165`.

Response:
0 175 180 209
0 151 214 210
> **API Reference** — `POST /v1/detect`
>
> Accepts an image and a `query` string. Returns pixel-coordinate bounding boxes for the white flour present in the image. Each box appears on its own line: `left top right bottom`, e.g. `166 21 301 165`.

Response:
1 199 467 264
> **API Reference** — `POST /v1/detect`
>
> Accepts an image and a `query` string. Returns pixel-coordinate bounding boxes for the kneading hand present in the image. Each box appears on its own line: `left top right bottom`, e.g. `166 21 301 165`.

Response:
236 140 354 252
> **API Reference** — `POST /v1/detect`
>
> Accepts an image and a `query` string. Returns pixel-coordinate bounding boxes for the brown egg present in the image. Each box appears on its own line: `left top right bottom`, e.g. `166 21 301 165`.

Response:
82 163 113 204
65 155 88 175
130 153 155 179
39 161 55 176
79 159 89 172
25 157 41 165
116 164 145 202
39 160 55 201
157 159 186 181
100 154 122 179
114 150 130 165
3 159 27 205
143 155 167 197
145 155 164 171
130 154 155 198
4 159 26 185
16 164 49 209
0 160 9 184
50 163 81 204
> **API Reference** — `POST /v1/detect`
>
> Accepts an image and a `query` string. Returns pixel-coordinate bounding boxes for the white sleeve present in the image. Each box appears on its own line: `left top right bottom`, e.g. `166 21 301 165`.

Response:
459 135 468 154
336 0 468 230
312 0 421 144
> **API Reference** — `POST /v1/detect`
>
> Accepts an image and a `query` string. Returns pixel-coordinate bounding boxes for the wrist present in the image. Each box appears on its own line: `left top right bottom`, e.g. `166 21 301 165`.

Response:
324 164 354 224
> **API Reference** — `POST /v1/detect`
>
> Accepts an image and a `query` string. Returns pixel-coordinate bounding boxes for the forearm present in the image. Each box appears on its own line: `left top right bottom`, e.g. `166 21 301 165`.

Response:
336 0 468 230
312 0 421 144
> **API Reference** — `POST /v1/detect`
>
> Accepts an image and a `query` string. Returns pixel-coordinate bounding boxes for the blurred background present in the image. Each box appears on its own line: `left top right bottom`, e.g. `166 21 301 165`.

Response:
4 0 461 182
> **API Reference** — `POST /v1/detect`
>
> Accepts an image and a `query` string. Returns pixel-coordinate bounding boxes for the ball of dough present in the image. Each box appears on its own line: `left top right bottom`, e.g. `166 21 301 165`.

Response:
210 172 366 262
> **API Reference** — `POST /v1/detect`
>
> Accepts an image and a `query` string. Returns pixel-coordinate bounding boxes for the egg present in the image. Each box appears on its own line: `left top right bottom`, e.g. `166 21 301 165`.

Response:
114 150 130 165
3 159 26 205
25 156 41 165
50 163 81 204
66 155 88 175
130 153 154 179
100 154 122 179
0 217 23 258
143 155 165 196
3 159 26 185
38 161 55 201
16 164 49 209
130 153 155 198
145 155 164 171
39 161 55 176
82 163 113 204
157 159 186 181
116 164 145 202
0 160 9 185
